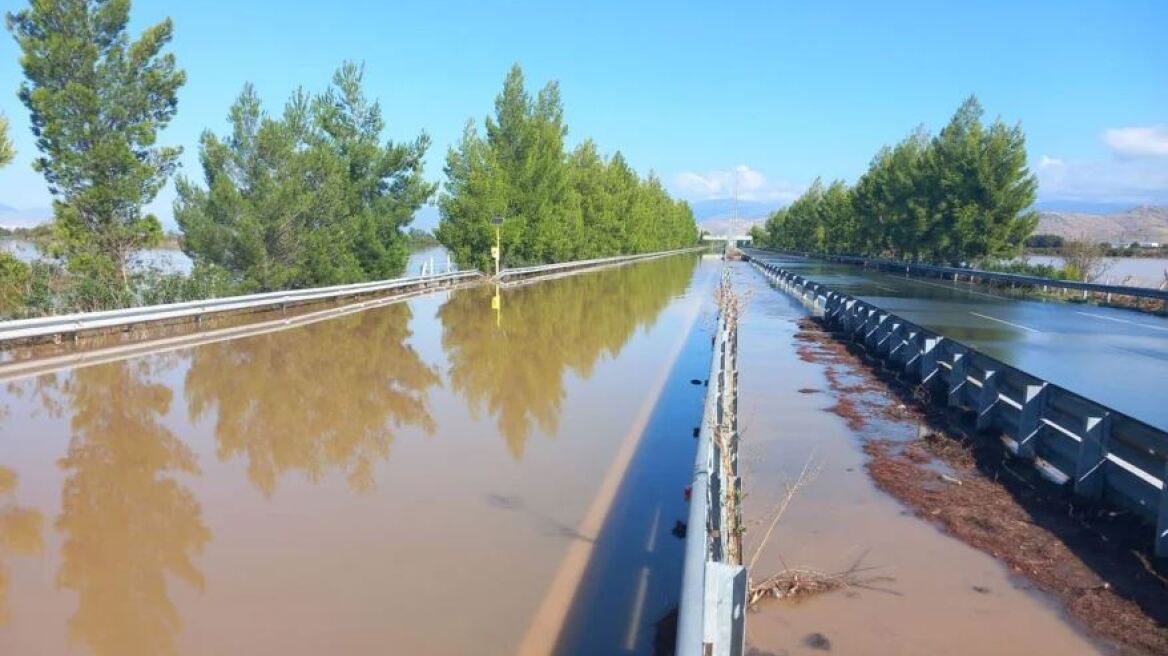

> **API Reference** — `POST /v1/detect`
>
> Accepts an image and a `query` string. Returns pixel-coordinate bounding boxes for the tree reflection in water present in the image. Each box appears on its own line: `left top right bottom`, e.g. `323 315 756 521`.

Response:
51 359 210 656
185 302 440 495
438 255 698 459
0 466 44 627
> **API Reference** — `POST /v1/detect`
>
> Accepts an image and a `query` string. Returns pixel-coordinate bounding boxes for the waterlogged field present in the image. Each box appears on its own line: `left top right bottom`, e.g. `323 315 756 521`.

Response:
0 253 717 655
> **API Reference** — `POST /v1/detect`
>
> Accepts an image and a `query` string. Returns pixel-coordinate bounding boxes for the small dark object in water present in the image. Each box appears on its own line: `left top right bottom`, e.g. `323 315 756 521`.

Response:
972 585 990 594
804 632 831 651
689 379 701 385
672 520 687 539
692 426 700 438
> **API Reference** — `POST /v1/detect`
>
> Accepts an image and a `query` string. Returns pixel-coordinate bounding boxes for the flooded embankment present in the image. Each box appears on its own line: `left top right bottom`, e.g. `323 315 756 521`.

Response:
730 262 1111 655
0 253 716 655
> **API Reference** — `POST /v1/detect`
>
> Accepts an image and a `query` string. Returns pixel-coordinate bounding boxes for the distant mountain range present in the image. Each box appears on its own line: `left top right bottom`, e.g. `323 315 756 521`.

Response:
691 196 1168 244
1036 206 1168 244
0 204 52 229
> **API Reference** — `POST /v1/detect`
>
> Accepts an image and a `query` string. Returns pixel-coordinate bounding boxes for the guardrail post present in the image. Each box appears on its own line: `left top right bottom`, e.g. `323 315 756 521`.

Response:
899 329 920 372
947 351 966 408
1015 384 1048 461
919 336 941 385
976 370 998 431
1159 465 1168 557
1073 413 1111 501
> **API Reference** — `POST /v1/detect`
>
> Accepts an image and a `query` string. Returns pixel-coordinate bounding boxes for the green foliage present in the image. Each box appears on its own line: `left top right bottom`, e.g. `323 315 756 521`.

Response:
1025 234 1064 249
7 0 186 288
175 62 436 291
0 113 14 167
437 64 697 270
406 227 440 249
979 259 1067 280
756 96 1037 265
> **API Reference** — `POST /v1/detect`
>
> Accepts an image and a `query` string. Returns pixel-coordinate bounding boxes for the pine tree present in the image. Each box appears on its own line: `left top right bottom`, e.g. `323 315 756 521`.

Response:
0 114 13 167
7 0 185 288
175 63 434 290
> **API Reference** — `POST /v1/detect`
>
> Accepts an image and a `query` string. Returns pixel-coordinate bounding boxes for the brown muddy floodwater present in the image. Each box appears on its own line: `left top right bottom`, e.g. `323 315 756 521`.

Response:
0 253 719 656
731 262 1105 655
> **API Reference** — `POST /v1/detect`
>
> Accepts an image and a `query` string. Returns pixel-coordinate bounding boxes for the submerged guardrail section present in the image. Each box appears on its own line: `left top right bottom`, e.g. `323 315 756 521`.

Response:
745 252 1168 558
676 286 747 656
495 247 705 283
0 270 481 346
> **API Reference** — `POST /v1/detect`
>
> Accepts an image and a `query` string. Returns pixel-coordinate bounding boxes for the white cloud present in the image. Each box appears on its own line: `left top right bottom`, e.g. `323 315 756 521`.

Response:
1102 125 1168 157
672 165 801 202
1037 127 1168 204
1037 155 1168 204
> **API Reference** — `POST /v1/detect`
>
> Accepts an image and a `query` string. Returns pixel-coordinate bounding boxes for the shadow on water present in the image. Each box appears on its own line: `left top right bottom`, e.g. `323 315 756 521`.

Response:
437 255 700 460
551 306 714 655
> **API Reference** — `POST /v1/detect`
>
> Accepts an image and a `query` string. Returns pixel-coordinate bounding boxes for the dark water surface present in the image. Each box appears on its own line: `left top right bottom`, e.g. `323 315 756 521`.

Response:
749 253 1168 430
0 253 718 655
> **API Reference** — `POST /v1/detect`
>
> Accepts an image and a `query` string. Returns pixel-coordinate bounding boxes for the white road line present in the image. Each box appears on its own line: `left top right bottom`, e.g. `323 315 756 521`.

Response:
903 276 1006 300
1075 311 1168 333
970 311 1042 334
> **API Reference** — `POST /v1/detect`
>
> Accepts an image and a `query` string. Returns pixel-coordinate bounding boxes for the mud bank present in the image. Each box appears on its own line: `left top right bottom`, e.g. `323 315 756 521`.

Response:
794 311 1168 656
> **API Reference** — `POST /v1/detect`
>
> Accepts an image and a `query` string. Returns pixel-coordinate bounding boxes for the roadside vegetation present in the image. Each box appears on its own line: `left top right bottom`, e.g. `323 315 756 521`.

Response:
0 1 699 318
750 97 1049 270
436 65 698 272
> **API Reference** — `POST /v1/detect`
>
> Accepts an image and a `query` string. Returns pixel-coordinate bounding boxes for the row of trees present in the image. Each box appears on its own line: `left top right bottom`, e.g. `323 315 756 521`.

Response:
437 66 697 271
752 97 1038 265
2 0 697 313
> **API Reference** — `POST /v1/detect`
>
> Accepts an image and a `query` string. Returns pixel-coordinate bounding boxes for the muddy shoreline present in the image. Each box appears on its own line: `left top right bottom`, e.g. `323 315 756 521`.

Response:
794 316 1168 655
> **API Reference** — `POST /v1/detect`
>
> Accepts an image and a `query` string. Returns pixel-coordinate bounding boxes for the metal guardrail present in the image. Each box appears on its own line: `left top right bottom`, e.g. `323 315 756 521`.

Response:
0 270 481 346
761 249 1168 303
746 253 1168 557
495 248 704 282
677 295 747 656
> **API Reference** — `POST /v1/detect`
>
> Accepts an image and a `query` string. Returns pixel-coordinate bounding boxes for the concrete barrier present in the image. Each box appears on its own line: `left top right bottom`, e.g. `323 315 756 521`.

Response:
746 254 1168 558
676 292 747 656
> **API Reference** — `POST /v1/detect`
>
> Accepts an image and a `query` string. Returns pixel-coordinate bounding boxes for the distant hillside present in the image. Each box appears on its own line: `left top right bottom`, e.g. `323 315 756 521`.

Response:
1037 206 1168 244
689 198 783 222
698 217 766 236
0 204 53 229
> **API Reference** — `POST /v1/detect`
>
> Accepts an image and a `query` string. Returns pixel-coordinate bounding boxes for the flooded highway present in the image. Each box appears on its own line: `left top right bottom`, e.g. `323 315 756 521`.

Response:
746 252 1168 430
731 262 1104 655
0 253 717 655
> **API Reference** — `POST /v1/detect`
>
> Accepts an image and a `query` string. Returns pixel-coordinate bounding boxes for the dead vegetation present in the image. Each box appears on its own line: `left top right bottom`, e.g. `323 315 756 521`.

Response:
792 314 1168 655
743 455 894 610
748 558 895 607
712 270 747 564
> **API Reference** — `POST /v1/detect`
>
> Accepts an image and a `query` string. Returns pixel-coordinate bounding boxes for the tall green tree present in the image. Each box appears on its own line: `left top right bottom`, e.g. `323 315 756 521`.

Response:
820 179 857 254
7 0 185 287
852 129 930 259
920 96 1037 264
175 63 435 291
0 114 13 167
438 64 697 270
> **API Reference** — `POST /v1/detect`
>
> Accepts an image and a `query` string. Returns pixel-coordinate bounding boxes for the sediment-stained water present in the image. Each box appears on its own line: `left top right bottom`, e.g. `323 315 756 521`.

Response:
0 253 717 655
732 262 1104 655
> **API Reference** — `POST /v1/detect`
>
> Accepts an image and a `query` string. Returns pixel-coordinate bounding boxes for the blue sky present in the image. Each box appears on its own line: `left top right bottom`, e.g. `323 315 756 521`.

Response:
1 0 1166 227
